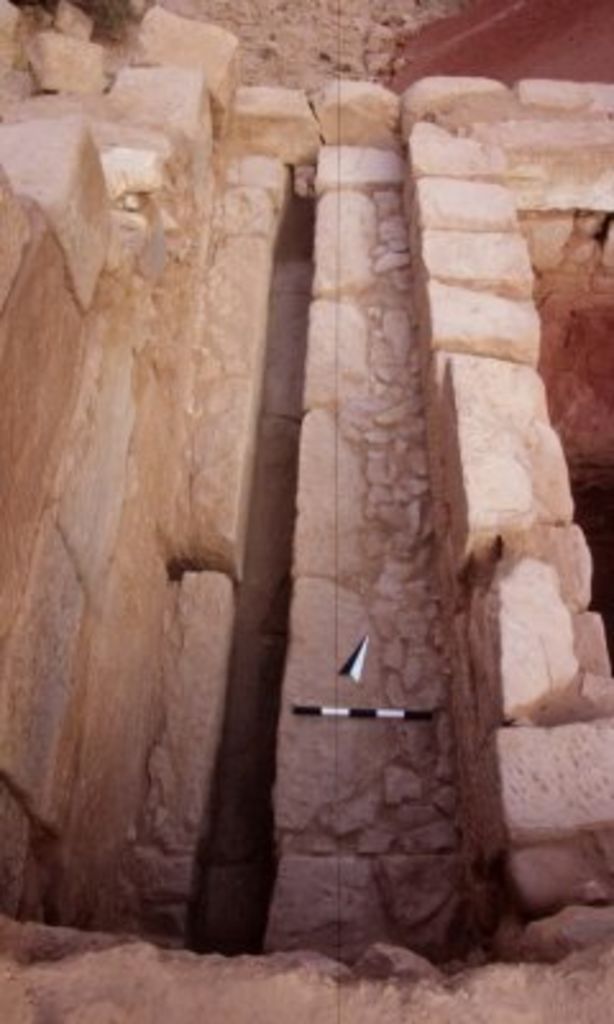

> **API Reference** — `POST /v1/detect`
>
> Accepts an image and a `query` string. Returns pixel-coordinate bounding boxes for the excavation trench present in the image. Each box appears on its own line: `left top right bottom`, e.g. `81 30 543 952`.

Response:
192 192 315 954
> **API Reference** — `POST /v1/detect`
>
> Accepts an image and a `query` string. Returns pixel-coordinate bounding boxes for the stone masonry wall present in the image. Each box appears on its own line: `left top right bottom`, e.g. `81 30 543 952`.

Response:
267 136 463 961
404 76 614 932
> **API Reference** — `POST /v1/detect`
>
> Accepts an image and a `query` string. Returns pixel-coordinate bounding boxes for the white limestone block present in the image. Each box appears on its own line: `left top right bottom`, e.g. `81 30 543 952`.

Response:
408 122 506 180
304 300 369 411
317 146 404 193
402 76 510 133
498 720 614 842
314 79 400 148
421 229 533 299
110 66 211 144
0 118 110 308
138 6 239 125
438 353 573 562
313 190 375 298
414 177 518 233
100 146 165 201
423 280 539 365
0 167 30 313
230 86 320 165
574 613 612 678
27 31 106 95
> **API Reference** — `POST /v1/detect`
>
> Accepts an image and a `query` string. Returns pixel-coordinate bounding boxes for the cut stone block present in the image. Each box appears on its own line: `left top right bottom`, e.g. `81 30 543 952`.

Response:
142 573 234 855
0 0 22 68
54 0 93 41
138 6 239 128
27 31 106 95
110 66 211 144
294 408 366 581
316 146 404 193
314 80 400 148
422 280 539 365
421 229 533 299
402 76 510 133
497 720 614 843
313 190 375 298
408 122 506 180
303 300 369 411
229 86 320 165
505 524 592 614
516 79 614 116
519 213 574 272
100 146 165 201
414 178 517 233
507 837 614 917
226 156 288 210
574 613 612 677
0 118 110 308
494 558 578 719
470 120 614 211
438 353 573 562
0 168 30 313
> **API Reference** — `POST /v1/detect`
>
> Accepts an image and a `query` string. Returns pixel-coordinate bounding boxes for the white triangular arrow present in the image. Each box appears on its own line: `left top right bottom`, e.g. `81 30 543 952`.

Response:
339 635 369 683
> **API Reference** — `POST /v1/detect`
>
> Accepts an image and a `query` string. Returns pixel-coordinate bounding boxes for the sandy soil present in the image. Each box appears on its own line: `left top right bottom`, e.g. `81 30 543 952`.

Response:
160 0 465 90
393 0 614 90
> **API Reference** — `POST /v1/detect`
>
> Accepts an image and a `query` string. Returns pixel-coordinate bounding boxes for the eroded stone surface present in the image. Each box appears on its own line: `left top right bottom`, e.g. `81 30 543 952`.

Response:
421 229 533 299
408 122 507 180
313 190 376 297
414 177 517 233
229 86 320 164
27 31 106 95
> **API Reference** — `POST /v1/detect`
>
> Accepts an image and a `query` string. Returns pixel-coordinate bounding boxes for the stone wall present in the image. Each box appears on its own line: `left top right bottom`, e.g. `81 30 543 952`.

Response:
404 76 614 932
267 107 464 961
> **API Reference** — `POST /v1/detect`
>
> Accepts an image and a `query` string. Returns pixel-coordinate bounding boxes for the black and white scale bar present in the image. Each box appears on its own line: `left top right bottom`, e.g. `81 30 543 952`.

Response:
292 704 434 722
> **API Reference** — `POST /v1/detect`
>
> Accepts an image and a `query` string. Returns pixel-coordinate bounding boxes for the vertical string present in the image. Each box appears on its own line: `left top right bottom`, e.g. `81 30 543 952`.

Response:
333 0 343 1020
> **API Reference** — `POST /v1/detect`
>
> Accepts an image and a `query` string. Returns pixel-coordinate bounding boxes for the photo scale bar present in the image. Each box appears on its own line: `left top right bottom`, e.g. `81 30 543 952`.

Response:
292 704 435 721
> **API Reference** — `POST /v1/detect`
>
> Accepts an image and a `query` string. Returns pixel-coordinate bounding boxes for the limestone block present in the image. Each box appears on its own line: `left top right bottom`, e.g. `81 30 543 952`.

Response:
520 906 614 963
574 613 612 677
314 80 400 149
497 720 614 843
138 6 239 126
316 146 404 193
303 300 369 411
401 76 510 133
229 87 320 165
226 156 288 211
313 191 375 298
191 377 260 578
266 855 384 961
516 79 614 116
0 211 81 637
422 280 539 365
294 409 366 582
58 341 135 596
0 525 84 827
520 214 573 271
142 573 234 854
421 229 533 299
438 354 573 562
0 65 33 114
0 168 29 313
495 558 578 719
222 186 275 237
27 32 106 95
408 122 506 180
54 0 93 41
470 120 614 211
505 524 592 613
0 118 110 308
414 178 517 233
507 837 614 917
100 147 165 202
110 66 211 144
0 0 22 68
